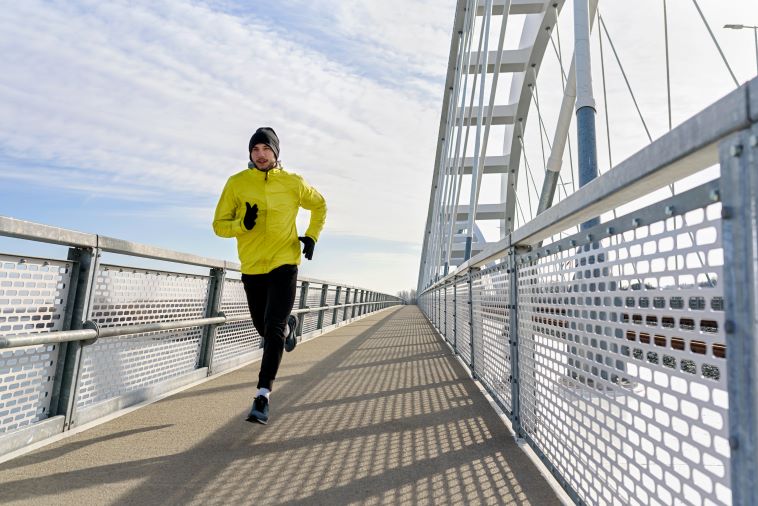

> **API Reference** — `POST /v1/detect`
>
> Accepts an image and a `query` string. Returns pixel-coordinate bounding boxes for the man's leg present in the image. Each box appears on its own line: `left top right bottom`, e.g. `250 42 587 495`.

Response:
257 264 298 391
241 273 267 340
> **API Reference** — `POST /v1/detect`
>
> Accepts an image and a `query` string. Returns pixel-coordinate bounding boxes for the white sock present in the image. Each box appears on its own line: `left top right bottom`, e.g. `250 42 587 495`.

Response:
257 388 270 399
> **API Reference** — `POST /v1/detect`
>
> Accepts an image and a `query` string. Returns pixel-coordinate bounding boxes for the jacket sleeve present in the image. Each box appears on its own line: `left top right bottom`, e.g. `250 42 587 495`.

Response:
213 179 246 238
299 177 327 241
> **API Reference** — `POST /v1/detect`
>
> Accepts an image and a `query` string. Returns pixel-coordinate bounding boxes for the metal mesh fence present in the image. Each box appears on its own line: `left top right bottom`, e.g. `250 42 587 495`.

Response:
78 265 209 408
472 264 512 412
214 278 261 367
418 185 731 505
90 266 209 326
302 283 323 334
0 256 72 432
455 280 471 366
516 200 728 506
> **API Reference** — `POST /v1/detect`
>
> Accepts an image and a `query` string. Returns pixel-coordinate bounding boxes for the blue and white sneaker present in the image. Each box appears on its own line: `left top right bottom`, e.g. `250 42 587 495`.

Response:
246 395 269 424
284 314 298 352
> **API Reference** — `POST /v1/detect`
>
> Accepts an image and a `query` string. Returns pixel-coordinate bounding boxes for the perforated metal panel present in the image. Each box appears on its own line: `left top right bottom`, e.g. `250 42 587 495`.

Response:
219 277 249 318
342 290 353 322
455 281 471 366
77 328 202 408
302 283 323 334
0 256 72 433
0 255 72 335
90 265 209 326
214 279 260 366
77 265 209 408
517 201 729 506
472 265 512 411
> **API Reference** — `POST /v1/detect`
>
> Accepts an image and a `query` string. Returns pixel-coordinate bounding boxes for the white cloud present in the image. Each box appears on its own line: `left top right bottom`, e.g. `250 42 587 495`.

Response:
0 0 456 246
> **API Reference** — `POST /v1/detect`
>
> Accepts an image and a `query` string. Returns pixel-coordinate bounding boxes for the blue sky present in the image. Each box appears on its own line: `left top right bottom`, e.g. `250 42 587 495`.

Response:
0 0 455 293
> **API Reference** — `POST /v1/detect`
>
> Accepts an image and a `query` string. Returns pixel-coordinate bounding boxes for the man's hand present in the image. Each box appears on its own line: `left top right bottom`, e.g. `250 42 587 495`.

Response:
243 203 258 231
298 236 315 260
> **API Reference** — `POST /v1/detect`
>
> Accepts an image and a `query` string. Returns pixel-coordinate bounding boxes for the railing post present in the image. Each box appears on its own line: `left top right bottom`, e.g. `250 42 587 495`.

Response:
297 280 309 336
720 127 758 504
49 246 101 431
443 282 448 339
332 286 342 324
317 283 329 330
350 288 359 318
453 280 458 353
342 287 353 321
468 270 476 377
508 248 522 437
199 267 225 374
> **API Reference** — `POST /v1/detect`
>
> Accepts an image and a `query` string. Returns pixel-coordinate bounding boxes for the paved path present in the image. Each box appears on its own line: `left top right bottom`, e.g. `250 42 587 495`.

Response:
0 306 560 505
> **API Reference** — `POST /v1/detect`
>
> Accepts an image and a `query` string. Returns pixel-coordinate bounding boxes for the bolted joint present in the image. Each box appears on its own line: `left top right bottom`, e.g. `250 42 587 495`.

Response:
729 144 743 157
721 207 733 220
750 135 758 147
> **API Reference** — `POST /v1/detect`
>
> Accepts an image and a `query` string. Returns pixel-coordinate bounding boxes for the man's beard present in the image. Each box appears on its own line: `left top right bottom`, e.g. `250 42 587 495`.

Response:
255 160 276 171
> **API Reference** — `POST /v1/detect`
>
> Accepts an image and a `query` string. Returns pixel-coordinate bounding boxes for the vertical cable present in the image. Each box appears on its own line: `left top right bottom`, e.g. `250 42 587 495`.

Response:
663 0 672 131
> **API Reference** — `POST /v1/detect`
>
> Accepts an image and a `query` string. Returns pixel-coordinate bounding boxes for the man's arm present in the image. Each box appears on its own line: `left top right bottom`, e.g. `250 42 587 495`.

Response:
213 179 247 238
299 177 327 241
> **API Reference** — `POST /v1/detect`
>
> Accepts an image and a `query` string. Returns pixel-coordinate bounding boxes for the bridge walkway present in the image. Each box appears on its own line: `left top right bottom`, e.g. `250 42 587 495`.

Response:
0 306 560 505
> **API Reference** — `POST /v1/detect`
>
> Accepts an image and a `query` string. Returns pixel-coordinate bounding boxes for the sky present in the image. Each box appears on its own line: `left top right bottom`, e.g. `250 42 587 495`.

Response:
1 1 757 294
0 0 456 294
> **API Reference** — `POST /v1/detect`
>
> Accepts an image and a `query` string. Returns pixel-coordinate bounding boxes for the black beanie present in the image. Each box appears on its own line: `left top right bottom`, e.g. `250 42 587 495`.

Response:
249 127 280 161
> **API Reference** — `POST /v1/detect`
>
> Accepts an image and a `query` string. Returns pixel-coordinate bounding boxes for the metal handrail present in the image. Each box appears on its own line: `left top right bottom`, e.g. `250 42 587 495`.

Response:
0 216 392 295
0 300 399 350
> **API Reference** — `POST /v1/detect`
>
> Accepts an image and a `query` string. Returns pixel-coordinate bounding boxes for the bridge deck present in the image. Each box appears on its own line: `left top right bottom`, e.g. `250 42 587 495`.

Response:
0 306 560 505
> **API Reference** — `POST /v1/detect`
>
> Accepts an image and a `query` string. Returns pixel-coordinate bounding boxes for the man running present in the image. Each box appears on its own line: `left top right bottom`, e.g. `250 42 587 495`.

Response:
213 127 326 424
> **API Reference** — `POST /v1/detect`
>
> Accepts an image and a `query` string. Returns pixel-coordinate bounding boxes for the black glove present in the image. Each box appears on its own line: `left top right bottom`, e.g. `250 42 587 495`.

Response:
298 236 315 260
243 202 258 230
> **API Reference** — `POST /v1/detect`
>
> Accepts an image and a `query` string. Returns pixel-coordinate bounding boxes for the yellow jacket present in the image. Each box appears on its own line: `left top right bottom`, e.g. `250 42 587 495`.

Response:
213 165 327 274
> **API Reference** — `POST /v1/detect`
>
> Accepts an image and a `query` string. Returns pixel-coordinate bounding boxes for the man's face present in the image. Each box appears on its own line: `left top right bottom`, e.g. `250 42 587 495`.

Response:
251 143 277 170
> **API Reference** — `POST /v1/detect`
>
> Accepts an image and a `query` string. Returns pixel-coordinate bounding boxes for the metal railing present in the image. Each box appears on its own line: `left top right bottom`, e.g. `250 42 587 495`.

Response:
0 220 402 457
419 78 758 505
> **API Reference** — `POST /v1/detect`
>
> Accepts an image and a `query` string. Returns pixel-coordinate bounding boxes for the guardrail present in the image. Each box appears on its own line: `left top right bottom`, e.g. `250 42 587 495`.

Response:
0 221 402 458
418 78 758 505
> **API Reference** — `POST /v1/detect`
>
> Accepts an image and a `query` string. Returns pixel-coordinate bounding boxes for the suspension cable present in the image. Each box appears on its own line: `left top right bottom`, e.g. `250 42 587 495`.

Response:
663 0 672 130
691 0 739 88
598 16 612 172
598 12 653 143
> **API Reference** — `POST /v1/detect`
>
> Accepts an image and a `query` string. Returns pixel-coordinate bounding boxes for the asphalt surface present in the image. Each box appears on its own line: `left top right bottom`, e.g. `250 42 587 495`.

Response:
0 305 560 505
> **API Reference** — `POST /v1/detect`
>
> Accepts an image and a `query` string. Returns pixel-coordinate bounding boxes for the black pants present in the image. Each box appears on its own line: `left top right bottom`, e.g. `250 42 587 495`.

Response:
241 264 298 391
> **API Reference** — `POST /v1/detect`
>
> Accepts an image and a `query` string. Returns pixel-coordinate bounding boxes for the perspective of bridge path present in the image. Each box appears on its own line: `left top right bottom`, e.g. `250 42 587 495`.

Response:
0 306 560 505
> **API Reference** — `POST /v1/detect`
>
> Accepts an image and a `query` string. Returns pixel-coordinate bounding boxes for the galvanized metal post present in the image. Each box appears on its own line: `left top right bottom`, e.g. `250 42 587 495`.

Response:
49 246 100 431
508 248 522 437
342 288 352 321
468 270 476 377
353 289 360 319
199 267 225 374
453 280 458 353
443 282 448 338
720 127 758 505
297 280 309 336
332 286 341 324
317 284 329 330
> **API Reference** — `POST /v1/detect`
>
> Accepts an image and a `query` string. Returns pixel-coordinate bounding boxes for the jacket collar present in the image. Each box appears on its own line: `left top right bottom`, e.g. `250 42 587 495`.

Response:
248 163 283 179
